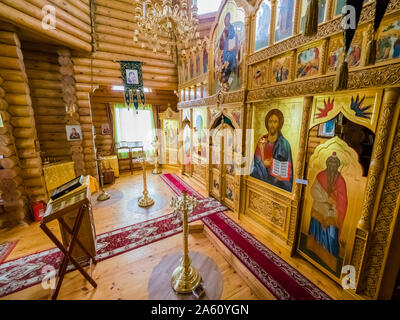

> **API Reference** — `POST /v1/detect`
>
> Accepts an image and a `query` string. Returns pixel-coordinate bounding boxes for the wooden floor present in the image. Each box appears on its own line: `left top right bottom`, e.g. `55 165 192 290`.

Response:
0 170 258 300
0 169 347 300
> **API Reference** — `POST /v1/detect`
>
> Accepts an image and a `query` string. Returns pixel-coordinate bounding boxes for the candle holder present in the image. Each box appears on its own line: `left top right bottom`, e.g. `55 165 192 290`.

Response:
138 152 154 207
170 191 201 293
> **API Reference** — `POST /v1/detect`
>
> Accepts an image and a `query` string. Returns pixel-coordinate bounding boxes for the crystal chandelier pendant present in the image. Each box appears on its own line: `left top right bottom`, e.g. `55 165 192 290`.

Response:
134 0 201 62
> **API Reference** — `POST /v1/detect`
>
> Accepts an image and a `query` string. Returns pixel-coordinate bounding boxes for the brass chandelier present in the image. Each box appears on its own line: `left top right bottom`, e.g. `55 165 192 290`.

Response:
133 0 202 62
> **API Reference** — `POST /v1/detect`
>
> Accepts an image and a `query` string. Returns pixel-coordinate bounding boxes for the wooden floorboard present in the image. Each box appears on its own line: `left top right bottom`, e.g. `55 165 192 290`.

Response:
0 169 349 300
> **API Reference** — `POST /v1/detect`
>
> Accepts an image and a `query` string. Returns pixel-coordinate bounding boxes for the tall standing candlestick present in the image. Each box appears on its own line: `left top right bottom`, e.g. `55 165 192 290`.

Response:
170 191 201 293
138 152 154 207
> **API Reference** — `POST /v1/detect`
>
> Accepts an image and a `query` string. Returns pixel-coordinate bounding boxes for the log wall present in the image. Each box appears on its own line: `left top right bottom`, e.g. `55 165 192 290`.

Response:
22 42 72 163
0 31 46 226
0 0 92 52
0 74 27 228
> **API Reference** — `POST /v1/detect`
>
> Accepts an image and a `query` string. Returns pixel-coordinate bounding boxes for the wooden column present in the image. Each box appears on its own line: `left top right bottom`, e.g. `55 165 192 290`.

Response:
0 31 46 208
351 87 400 292
57 47 86 176
0 75 27 227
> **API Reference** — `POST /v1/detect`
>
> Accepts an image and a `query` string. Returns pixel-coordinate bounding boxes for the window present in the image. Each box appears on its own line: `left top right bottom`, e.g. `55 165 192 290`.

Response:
197 0 222 15
114 106 155 153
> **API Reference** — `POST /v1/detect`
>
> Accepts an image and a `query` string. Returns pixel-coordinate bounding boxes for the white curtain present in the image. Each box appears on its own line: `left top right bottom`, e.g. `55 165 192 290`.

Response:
115 108 155 152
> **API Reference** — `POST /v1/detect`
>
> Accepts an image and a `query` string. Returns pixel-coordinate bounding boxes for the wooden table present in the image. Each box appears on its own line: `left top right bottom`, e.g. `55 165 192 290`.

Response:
148 251 223 300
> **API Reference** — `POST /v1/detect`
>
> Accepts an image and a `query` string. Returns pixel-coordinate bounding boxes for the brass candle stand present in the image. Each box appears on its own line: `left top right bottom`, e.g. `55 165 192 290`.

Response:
170 191 201 293
138 152 154 207
96 156 110 201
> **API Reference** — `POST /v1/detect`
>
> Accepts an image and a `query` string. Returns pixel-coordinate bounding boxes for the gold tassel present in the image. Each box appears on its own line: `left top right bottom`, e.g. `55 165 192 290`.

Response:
303 0 319 37
334 60 348 91
364 39 377 66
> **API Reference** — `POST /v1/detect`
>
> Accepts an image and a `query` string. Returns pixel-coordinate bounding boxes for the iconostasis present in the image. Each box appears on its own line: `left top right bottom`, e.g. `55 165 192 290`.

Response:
298 89 382 283
176 0 400 299
192 107 208 185
210 0 248 94
181 108 192 176
159 107 180 170
243 97 307 245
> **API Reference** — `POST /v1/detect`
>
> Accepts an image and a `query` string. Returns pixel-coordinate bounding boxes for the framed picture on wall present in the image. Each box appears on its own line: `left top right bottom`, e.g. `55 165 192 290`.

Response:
125 69 139 85
66 125 82 141
101 123 111 135
318 119 336 138
0 112 3 127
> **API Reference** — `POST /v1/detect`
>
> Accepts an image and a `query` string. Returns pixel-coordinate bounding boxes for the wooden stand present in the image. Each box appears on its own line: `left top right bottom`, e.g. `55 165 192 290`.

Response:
40 187 97 300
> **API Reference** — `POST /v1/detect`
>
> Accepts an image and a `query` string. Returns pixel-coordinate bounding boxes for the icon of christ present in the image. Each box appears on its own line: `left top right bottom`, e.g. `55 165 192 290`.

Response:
251 109 293 192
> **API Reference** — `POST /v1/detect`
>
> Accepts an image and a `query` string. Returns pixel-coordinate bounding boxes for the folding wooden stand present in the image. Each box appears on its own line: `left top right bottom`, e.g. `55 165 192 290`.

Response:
40 188 97 300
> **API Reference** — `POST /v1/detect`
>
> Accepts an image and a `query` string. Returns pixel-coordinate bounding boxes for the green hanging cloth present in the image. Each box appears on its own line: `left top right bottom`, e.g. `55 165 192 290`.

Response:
365 0 390 66
119 61 145 111
334 0 363 91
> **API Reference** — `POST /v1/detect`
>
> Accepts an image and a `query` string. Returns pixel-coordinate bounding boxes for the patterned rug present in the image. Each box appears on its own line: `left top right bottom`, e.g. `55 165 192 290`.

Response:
161 173 331 300
0 241 18 265
0 196 226 298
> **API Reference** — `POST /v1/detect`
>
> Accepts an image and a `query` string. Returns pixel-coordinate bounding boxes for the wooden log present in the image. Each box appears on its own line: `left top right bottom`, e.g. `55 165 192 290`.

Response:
20 157 42 168
0 156 18 169
23 52 59 64
0 69 27 82
49 0 90 22
0 145 16 157
0 134 13 146
0 43 19 58
25 60 60 72
97 41 172 62
0 97 7 109
30 89 62 99
5 94 32 106
23 177 44 187
0 56 24 70
18 148 40 159
30 97 64 107
0 3 91 52
13 127 35 138
1 186 25 202
26 0 91 32
0 175 23 189
25 70 60 81
43 148 72 156
21 167 42 178
0 167 21 179
0 110 10 122
36 107 65 116
29 79 62 90
4 199 25 209
10 116 35 128
40 141 70 149
15 138 35 149
2 81 29 94
0 31 20 46
7 105 33 117
1 0 91 42
0 123 12 134
36 115 66 124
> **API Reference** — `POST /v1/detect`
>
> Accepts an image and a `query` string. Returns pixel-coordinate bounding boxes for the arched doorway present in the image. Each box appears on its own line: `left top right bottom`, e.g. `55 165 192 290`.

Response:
209 114 237 210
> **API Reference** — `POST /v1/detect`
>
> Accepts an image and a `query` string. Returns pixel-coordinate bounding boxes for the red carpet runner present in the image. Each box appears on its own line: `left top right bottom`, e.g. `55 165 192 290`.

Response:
0 195 225 298
0 241 18 265
161 173 331 300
